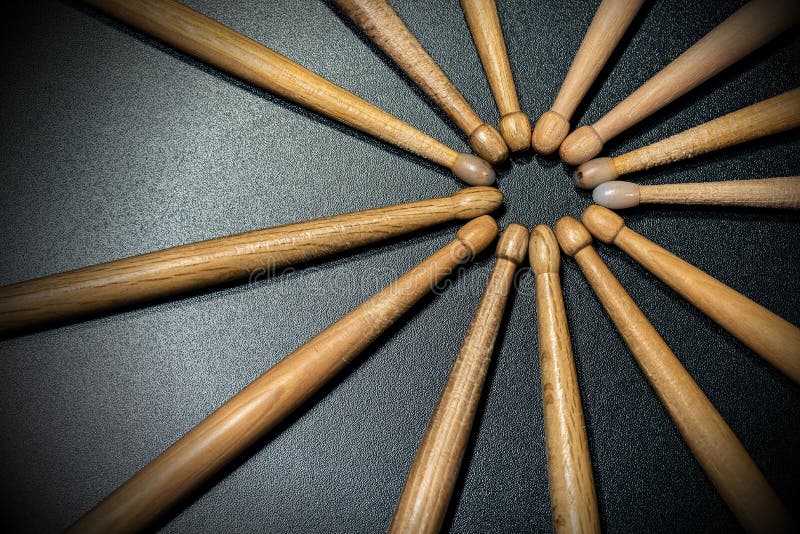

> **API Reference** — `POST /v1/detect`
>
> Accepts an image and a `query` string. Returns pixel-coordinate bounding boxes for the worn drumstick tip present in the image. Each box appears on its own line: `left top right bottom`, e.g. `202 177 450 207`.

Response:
455 214 500 254
529 224 560 275
499 111 533 153
581 205 624 244
573 157 618 189
532 111 571 155
452 153 497 185
559 125 604 166
554 216 593 258
469 123 510 164
450 186 504 218
496 223 529 264
592 181 639 208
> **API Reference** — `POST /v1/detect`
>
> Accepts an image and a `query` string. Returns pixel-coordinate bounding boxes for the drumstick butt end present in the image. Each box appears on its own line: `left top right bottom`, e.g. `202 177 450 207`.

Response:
559 125 603 166
592 180 639 208
554 216 592 257
450 187 504 219
456 215 499 255
495 223 529 264
452 153 496 185
529 225 560 274
574 158 618 189
499 112 532 152
582 205 624 244
532 111 570 155
469 123 510 164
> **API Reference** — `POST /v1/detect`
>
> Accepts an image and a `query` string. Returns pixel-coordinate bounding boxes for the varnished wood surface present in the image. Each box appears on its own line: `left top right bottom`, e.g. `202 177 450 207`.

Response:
529 225 600 534
389 223 528 534
0 188 503 334
554 217 793 534
67 216 499 534
582 205 800 384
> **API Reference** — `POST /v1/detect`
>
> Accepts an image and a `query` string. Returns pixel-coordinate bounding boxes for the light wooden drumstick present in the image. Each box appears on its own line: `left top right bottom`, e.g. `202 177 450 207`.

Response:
554 217 793 534
67 216 499 534
529 225 600 534
582 205 800 384
84 0 495 185
461 0 531 152
0 188 502 334
574 87 800 188
593 177 800 209
559 0 800 165
389 223 528 534
333 0 509 164
532 0 644 155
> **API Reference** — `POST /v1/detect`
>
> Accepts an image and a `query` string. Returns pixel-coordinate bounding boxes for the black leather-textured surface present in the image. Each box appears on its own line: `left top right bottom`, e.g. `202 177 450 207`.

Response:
0 0 798 532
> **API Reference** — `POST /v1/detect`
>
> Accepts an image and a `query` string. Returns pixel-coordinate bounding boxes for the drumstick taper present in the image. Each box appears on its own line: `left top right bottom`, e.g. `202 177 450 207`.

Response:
333 0 509 164
0 187 502 334
582 205 800 384
461 0 531 152
389 223 528 534
67 216 499 534
554 216 793 534
85 0 496 185
529 225 600 534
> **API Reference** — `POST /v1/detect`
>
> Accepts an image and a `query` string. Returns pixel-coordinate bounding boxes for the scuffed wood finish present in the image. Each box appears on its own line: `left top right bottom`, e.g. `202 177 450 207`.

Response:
637 177 800 208
461 0 531 151
389 224 528 534
532 0 644 155
554 217 793 534
333 0 509 164
0 188 503 334
529 226 600 534
582 205 800 384
559 0 800 165
67 216 499 534
84 0 496 185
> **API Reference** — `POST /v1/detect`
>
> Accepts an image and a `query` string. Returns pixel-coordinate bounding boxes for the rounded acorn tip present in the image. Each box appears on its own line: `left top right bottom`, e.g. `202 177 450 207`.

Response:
456 215 499 255
532 110 570 155
573 157 618 189
499 112 532 152
450 187 504 219
452 153 496 186
593 181 639 208
582 205 625 244
554 216 593 257
495 223 529 264
469 123 510 164
559 125 604 166
529 225 560 275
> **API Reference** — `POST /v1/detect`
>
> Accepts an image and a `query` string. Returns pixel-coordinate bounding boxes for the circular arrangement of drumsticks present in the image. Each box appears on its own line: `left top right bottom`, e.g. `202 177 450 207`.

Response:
1 0 797 532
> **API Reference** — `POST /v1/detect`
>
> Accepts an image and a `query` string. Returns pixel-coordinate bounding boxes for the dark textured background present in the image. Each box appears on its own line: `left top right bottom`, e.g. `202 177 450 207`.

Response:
0 0 798 532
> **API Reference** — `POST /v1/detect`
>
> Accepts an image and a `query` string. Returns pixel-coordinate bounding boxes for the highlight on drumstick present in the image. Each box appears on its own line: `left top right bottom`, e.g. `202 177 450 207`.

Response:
389 224 528 534
0 187 503 334
333 0 510 164
581 205 800 384
554 216 794 534
84 0 496 185
559 0 800 165
573 87 800 189
67 216 499 534
592 177 800 209
529 225 600 534
531 0 644 155
461 0 531 152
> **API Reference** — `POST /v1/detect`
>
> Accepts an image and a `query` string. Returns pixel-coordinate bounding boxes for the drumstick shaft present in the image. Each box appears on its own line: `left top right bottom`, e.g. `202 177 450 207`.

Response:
390 224 527 534
555 218 793 534
639 177 800 208
68 216 498 534
0 188 502 334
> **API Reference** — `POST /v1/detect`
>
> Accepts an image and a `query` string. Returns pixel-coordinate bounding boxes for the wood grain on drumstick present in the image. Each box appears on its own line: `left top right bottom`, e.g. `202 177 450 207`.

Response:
84 0 495 185
333 0 509 164
67 216 499 534
529 225 600 534
0 187 503 334
532 0 644 155
389 223 528 534
582 205 800 384
574 88 800 188
461 0 531 152
559 0 800 165
554 217 793 534
593 177 800 209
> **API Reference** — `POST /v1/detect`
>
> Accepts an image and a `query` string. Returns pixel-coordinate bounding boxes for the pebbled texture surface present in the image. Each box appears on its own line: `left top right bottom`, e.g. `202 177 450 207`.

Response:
0 0 798 532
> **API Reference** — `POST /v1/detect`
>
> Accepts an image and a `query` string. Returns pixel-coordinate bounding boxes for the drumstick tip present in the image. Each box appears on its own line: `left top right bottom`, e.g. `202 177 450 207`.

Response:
528 225 560 275
495 223 529 264
456 215 499 255
469 123 510 164
532 111 570 155
554 216 592 257
499 112 532 153
592 180 639 208
560 125 604 166
582 205 625 244
450 187 504 219
452 153 496 185
573 157 618 189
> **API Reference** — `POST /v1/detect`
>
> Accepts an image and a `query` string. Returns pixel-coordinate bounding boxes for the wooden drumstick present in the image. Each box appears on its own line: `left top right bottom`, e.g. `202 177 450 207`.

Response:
531 0 644 155
333 0 509 164
559 0 800 165
554 217 793 534
582 205 800 384
389 223 528 534
593 177 800 209
84 0 496 186
529 225 600 534
574 88 800 188
0 187 502 334
460 0 531 152
67 216 499 534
